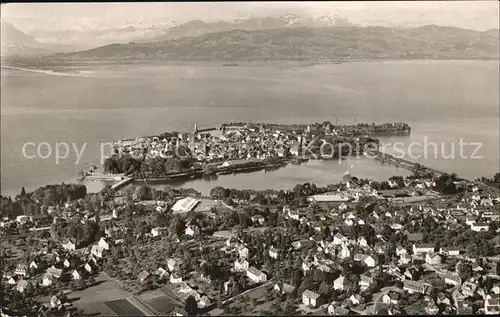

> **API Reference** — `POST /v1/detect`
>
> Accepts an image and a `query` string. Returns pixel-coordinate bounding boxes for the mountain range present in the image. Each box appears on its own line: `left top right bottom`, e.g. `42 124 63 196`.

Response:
1 13 351 55
54 25 499 62
2 13 499 62
135 13 352 43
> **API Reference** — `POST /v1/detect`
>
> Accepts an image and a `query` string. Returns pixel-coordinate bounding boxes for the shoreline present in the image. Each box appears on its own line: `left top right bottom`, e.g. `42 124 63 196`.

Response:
1 58 498 73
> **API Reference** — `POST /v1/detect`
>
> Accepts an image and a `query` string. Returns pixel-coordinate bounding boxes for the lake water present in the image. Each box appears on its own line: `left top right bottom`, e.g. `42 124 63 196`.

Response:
1 60 498 197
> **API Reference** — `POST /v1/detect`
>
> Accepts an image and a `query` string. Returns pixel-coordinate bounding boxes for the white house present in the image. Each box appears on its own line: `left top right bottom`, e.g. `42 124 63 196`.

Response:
461 281 478 297
485 294 500 315
382 292 400 304
251 215 265 225
98 237 110 250
170 272 183 284
445 272 462 286
465 217 476 226
413 244 434 254
246 267 267 283
274 281 295 295
151 227 167 237
303 290 321 307
302 261 314 272
84 262 94 274
16 215 32 224
333 233 347 246
15 264 28 277
90 245 105 258
364 255 378 267
29 261 38 270
349 294 362 306
238 245 249 258
42 273 54 287
63 259 71 268
471 222 489 232
426 253 443 265
396 246 408 257
334 275 347 291
403 281 426 294
391 223 404 231
167 259 179 272
7 276 18 285
61 239 76 252
155 267 169 280
327 303 338 315
72 269 81 280
340 246 351 259
440 247 461 256
185 225 200 236
358 236 368 247
359 275 374 291
269 247 279 259
288 208 300 220
234 258 249 272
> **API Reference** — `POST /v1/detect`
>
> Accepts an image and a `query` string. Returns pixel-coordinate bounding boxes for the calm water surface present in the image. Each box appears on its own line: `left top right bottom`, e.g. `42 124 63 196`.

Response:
1 60 498 196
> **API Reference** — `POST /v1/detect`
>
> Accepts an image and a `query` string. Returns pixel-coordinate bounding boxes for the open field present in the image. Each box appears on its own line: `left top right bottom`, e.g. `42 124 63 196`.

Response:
63 273 133 316
138 288 178 315
146 295 176 315
223 282 273 315
105 299 145 316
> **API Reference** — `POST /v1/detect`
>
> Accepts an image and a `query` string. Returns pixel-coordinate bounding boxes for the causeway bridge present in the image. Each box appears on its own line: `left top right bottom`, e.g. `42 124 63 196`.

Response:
373 150 500 194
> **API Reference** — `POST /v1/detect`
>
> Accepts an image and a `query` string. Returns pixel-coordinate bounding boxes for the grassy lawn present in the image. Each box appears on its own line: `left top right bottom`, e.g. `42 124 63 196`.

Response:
146 295 177 315
66 273 134 315
105 298 145 316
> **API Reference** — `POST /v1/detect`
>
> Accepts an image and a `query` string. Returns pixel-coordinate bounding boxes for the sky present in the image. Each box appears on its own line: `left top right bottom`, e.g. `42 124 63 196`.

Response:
1 1 499 32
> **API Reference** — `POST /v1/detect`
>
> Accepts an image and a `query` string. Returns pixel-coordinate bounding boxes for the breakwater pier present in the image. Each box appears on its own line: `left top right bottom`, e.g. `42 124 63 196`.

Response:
371 150 500 194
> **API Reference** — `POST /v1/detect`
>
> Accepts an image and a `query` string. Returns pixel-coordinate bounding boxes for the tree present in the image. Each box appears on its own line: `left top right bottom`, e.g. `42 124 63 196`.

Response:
318 281 330 296
297 276 313 295
184 295 198 315
292 269 303 287
457 262 473 281
493 172 500 183
313 269 324 282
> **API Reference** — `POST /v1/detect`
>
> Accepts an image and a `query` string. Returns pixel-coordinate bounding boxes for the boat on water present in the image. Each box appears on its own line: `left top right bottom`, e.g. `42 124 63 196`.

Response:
342 170 353 182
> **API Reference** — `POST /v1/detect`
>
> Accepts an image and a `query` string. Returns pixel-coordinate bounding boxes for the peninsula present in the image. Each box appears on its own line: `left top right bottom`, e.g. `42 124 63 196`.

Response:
83 122 411 190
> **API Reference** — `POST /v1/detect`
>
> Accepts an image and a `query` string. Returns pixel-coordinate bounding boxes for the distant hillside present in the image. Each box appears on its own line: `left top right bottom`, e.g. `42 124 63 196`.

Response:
1 22 49 56
136 13 351 43
27 20 177 48
1 22 81 56
52 25 500 62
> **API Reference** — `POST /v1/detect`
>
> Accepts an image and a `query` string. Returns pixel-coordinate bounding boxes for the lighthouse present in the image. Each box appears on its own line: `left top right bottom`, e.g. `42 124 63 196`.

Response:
193 122 198 134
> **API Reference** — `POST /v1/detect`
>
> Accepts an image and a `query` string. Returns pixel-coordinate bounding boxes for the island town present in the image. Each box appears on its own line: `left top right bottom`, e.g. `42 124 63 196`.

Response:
1 121 499 317
81 122 408 188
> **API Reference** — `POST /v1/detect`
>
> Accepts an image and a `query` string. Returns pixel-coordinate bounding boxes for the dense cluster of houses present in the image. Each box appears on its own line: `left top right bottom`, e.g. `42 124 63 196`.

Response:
2 161 499 316
111 122 361 166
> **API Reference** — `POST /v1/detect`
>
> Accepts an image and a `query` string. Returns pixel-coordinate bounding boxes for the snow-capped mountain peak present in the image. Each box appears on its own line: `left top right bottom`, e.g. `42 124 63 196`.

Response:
313 12 350 27
117 20 176 31
279 13 301 26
